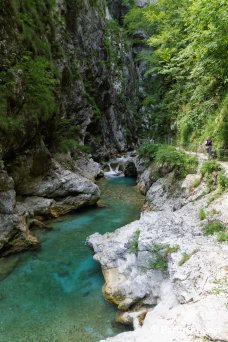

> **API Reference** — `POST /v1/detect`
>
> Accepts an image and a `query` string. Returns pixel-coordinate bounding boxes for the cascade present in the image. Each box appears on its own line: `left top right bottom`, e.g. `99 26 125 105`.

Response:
104 163 124 178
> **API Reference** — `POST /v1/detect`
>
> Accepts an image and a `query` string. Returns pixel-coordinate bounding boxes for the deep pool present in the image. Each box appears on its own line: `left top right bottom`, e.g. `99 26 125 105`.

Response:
0 177 144 342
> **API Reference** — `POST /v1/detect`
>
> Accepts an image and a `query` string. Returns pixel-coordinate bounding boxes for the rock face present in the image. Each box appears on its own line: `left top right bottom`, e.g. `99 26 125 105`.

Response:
0 0 139 254
0 153 101 256
88 163 228 342
0 0 139 160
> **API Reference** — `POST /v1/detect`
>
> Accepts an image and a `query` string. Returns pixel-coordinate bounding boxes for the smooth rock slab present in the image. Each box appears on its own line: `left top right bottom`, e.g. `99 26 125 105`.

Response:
17 167 100 199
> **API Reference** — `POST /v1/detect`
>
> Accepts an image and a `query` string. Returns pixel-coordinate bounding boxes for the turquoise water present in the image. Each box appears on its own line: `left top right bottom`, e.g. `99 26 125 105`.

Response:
0 177 144 342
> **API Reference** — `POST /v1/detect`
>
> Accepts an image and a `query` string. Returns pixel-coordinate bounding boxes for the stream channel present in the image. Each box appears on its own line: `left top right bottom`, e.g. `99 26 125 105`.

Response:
0 174 144 341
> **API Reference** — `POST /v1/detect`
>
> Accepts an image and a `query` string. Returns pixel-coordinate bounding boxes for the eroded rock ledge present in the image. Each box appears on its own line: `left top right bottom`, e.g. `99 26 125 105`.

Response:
0 152 101 256
88 160 228 342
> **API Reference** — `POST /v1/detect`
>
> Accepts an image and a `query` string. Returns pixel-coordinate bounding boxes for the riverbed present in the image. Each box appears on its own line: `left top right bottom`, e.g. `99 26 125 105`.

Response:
0 176 144 341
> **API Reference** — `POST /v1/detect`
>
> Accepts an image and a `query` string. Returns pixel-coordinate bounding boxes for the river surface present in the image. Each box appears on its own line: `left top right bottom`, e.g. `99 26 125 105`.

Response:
0 176 144 342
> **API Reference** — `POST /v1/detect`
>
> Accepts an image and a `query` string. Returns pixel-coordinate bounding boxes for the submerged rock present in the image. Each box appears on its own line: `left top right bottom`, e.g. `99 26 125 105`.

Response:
0 255 19 280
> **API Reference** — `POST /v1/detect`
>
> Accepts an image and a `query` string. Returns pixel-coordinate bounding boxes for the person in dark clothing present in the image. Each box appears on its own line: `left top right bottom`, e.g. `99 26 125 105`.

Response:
205 137 213 159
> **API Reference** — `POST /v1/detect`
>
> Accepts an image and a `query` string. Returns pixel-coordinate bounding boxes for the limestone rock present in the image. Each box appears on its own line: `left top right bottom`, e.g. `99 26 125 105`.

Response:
0 214 39 256
50 194 99 218
88 168 228 342
16 196 54 217
54 153 102 181
103 295 228 342
17 164 100 199
0 190 16 214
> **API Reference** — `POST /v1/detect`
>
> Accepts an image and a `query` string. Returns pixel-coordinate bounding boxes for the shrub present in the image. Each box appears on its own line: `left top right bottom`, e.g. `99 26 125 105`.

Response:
218 173 228 191
149 242 179 271
216 231 228 243
201 160 226 192
129 229 140 253
201 161 222 177
199 208 206 220
138 143 198 178
138 143 161 163
203 220 226 236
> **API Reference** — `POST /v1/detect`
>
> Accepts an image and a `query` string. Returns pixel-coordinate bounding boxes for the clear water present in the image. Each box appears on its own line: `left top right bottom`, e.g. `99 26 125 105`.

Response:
0 177 144 342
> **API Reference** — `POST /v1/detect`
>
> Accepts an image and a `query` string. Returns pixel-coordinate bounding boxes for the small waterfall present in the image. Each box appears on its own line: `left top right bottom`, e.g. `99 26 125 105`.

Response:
104 162 124 178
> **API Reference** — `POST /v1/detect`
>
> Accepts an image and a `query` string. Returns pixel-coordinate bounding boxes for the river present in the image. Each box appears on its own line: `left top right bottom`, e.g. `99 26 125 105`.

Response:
0 176 144 342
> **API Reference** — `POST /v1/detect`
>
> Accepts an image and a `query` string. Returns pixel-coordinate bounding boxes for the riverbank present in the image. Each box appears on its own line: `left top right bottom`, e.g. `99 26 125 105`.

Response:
88 155 228 342
0 153 101 256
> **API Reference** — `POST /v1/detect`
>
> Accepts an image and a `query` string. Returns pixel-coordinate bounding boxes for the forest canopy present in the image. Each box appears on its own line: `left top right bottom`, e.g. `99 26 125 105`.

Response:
125 0 228 149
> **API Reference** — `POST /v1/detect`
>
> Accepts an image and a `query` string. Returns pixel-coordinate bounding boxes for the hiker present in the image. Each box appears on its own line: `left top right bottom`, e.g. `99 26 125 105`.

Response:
205 137 213 159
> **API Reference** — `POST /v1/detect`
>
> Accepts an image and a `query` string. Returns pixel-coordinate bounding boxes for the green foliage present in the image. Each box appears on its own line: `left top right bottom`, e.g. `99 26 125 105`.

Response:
192 178 201 188
124 0 228 147
124 6 153 36
57 138 91 154
178 250 198 266
216 231 228 243
203 220 227 236
54 118 92 153
218 173 228 191
155 145 198 178
165 245 180 254
19 55 58 121
205 219 228 242
208 208 219 217
56 139 78 153
207 189 223 205
149 242 179 271
129 229 140 253
0 0 60 152
201 161 221 177
201 160 227 192
138 143 198 178
138 143 161 162
0 54 58 136
199 208 206 221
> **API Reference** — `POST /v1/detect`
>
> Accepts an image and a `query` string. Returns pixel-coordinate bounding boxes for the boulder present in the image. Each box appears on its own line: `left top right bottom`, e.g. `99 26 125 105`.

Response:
0 214 39 256
16 196 54 217
54 153 102 181
50 193 99 218
124 161 137 177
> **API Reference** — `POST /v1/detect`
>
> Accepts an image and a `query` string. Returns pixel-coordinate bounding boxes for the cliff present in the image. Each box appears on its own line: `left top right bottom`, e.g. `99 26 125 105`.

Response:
0 0 139 255
0 0 139 160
